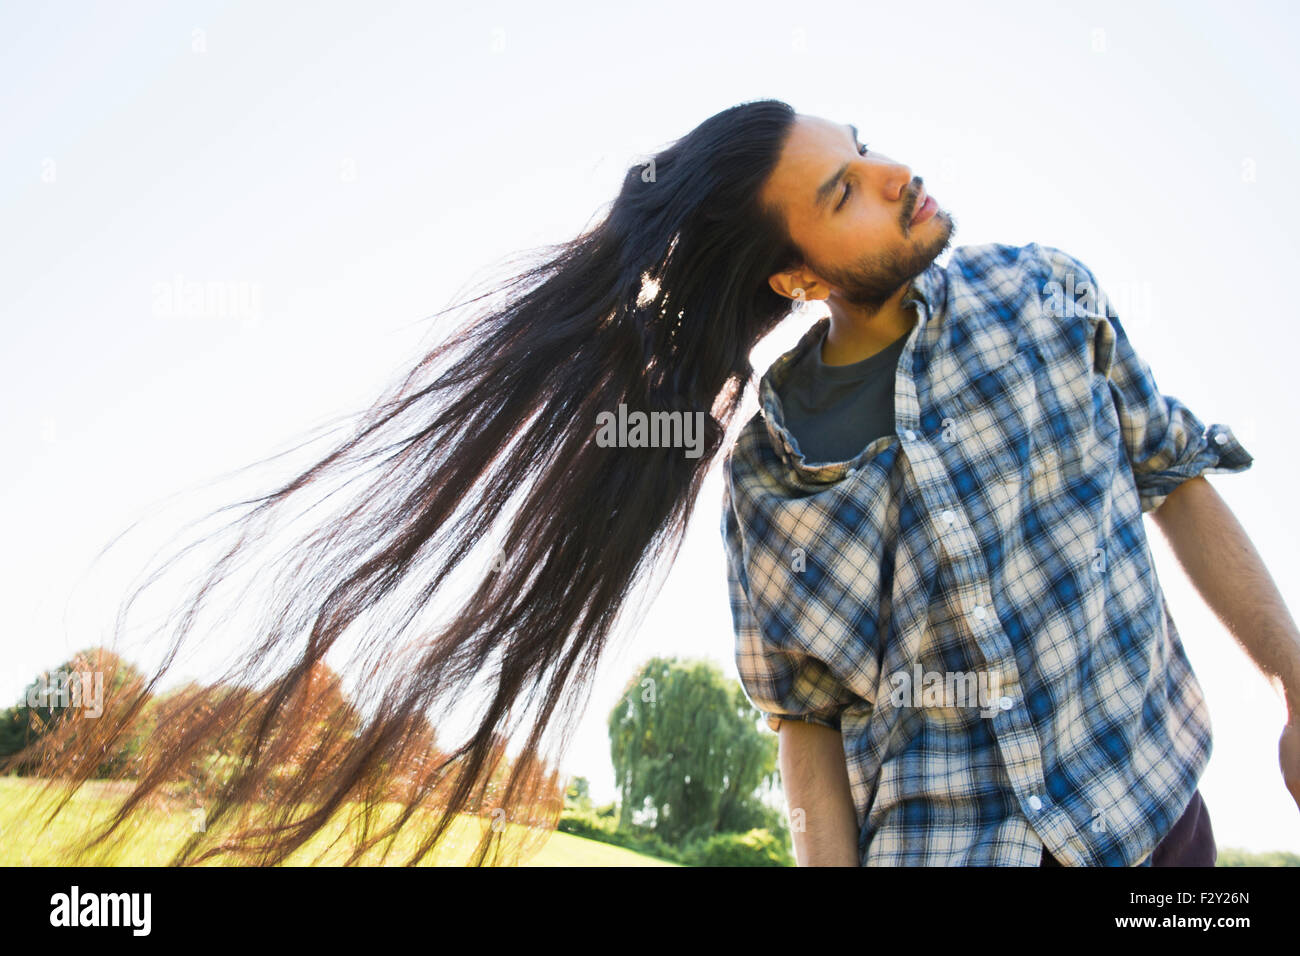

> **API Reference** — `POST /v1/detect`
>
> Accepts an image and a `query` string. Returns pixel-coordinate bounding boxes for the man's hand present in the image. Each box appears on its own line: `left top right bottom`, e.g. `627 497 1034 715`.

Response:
1280 715 1300 812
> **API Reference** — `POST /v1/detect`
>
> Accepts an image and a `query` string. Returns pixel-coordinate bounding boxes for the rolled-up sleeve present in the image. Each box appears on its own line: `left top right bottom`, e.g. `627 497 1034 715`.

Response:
721 465 855 734
1045 248 1255 514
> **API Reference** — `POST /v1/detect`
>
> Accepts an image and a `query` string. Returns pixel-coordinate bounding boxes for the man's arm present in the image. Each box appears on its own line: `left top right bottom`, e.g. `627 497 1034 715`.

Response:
1151 476 1300 810
1151 476 1300 718
778 719 860 866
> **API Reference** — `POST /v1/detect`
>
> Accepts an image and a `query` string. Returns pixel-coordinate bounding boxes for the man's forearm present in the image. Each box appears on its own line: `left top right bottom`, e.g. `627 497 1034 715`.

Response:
778 719 860 866
1152 475 1300 718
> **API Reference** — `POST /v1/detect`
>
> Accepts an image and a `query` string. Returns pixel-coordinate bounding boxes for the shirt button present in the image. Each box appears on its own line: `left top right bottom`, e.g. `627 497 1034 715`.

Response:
972 605 987 620
1028 795 1043 811
999 696 1013 710
941 510 956 525
902 428 916 441
846 467 857 478
1214 432 1228 445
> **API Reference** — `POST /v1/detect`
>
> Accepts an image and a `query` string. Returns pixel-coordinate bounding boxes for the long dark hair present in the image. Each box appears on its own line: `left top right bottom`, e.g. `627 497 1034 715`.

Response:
11 98 807 866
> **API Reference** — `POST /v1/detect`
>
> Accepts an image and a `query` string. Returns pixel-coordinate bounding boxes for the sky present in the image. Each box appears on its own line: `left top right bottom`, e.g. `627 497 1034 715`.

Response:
3 0 1299 855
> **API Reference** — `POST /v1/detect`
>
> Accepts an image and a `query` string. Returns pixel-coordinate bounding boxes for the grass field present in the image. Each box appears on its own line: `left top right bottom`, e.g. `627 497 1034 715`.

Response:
0 776 680 867
8 776 1293 866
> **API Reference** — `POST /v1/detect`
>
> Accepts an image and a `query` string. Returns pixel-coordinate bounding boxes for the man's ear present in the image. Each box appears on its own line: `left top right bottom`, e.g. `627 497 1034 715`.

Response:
767 272 794 300
769 270 824 305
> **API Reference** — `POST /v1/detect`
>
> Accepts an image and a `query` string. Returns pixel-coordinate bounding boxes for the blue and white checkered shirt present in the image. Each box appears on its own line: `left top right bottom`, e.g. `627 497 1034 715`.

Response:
720 242 1254 866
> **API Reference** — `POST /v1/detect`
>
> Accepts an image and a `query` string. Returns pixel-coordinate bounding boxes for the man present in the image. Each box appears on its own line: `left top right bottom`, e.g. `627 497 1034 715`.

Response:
720 113 1300 865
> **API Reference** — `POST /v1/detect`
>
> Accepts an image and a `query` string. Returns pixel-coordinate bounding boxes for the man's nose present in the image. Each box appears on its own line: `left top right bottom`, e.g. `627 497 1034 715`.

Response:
865 155 913 200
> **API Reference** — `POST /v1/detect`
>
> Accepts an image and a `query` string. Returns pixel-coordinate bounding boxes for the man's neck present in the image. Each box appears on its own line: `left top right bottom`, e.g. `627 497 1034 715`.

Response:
820 281 917 366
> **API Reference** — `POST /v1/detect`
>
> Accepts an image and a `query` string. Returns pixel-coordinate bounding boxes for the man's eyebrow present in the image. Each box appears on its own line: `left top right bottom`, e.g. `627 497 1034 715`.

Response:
814 123 860 213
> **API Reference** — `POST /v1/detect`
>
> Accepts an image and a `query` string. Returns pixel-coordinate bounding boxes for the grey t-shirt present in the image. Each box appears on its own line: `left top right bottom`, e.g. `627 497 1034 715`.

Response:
776 326 909 465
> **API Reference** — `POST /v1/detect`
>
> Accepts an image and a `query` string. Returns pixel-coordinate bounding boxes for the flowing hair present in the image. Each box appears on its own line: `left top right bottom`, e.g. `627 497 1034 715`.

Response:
9 98 809 866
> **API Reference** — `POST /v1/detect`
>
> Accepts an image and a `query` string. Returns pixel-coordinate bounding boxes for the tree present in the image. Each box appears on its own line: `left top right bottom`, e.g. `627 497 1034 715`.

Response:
0 647 152 777
565 775 593 811
608 656 778 845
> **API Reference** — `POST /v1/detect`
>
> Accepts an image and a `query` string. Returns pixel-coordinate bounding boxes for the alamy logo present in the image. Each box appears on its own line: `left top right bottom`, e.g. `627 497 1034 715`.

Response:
594 403 706 459
1040 272 1115 319
49 885 151 936
26 669 103 718
887 665 1005 718
1040 271 1156 325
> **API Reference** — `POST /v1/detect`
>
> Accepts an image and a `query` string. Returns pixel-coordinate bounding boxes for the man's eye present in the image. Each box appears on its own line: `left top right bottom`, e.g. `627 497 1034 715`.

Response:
836 144 870 210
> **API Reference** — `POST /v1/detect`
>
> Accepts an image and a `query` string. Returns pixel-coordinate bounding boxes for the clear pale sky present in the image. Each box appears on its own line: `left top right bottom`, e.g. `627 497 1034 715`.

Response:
3 0 1298 854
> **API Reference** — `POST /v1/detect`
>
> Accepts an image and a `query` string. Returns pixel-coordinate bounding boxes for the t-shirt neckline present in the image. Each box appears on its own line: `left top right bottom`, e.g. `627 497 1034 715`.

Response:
810 325 911 383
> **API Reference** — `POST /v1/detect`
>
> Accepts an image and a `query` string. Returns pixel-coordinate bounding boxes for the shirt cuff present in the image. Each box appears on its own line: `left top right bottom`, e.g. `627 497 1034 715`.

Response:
1138 422 1254 514
766 711 843 734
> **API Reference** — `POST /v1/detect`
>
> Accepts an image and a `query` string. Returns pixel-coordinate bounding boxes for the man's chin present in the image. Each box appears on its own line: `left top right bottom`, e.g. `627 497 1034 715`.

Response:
929 209 956 254
907 220 955 274
904 216 954 276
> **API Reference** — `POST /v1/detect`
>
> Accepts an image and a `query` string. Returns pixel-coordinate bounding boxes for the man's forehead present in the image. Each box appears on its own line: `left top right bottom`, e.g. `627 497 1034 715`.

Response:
794 113 858 148
769 115 858 219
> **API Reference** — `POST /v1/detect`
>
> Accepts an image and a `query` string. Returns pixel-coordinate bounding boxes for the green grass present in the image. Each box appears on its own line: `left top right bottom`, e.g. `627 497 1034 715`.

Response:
17 775 1286 867
0 776 680 867
1214 847 1300 867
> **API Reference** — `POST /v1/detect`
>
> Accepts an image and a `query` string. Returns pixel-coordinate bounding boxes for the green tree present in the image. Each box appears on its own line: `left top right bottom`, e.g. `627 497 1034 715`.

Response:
565 775 593 811
0 647 151 777
608 656 779 845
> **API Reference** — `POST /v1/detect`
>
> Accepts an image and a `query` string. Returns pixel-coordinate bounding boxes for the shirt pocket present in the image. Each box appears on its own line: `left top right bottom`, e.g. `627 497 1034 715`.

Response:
1032 343 1116 495
938 344 1045 482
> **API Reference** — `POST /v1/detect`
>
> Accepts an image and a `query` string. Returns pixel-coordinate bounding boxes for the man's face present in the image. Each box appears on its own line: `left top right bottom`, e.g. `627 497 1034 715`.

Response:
761 113 955 310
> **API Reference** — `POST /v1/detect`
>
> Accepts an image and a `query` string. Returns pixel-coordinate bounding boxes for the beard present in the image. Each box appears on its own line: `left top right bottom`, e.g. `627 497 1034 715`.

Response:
815 209 956 310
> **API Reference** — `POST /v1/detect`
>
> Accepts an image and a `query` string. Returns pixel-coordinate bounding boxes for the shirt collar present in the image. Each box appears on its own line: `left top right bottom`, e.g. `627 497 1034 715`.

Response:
756 261 944 482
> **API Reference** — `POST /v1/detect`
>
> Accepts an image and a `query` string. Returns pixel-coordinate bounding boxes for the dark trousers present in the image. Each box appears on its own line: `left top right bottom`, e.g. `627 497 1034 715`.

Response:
1040 788 1216 866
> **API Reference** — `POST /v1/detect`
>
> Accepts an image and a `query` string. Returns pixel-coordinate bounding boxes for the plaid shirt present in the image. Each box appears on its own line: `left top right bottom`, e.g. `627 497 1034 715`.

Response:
720 242 1254 866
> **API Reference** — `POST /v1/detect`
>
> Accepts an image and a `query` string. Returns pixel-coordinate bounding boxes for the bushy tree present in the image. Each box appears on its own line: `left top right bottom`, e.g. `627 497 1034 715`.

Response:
0 647 151 777
565 775 593 811
608 656 778 845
